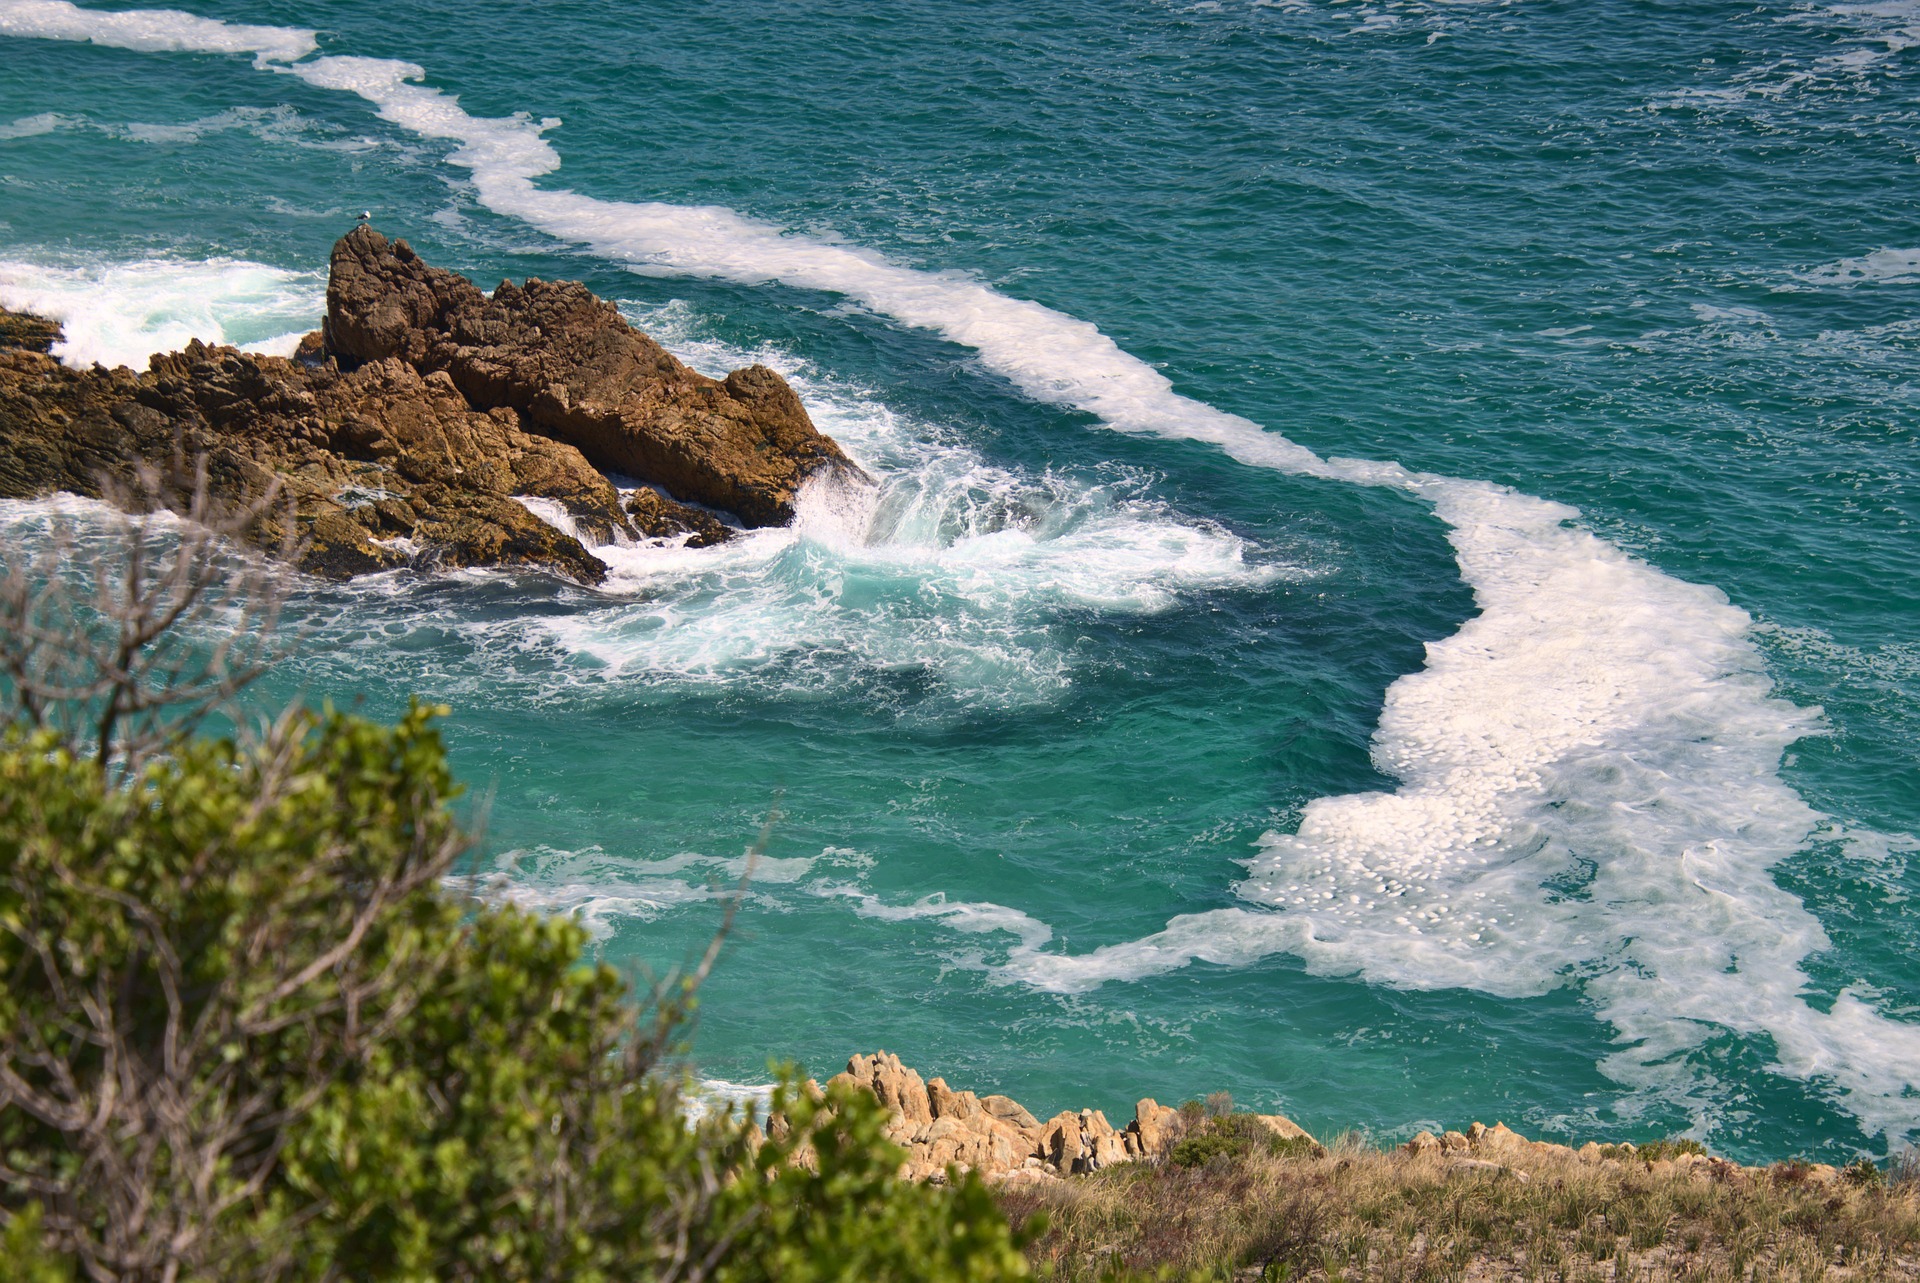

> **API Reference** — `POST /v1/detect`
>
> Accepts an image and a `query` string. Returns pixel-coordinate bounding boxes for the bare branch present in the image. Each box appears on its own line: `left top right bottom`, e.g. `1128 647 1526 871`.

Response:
0 455 300 774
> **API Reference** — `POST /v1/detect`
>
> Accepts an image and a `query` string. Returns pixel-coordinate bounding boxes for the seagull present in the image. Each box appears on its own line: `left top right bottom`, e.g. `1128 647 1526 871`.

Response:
356 210 371 225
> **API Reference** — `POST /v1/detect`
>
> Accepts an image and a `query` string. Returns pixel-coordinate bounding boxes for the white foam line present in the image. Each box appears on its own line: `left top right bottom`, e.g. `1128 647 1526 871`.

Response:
0 0 311 61
9 0 1918 1139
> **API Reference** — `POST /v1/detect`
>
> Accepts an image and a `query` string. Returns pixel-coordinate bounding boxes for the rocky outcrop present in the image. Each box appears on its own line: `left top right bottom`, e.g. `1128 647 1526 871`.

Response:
767 1051 1830 1191
0 229 856 582
626 488 733 548
771 1052 1832 1193
0 336 616 581
1400 1121 1805 1185
0 307 60 355
793 1051 1313 1186
324 228 854 527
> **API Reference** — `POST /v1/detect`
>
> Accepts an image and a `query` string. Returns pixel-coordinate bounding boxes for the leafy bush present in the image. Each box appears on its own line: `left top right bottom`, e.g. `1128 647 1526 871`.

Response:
1171 1126 1252 1170
1267 1135 1321 1161
1169 1113 1315 1170
0 705 1030 1281
1636 1139 1708 1162
1845 1158 1887 1189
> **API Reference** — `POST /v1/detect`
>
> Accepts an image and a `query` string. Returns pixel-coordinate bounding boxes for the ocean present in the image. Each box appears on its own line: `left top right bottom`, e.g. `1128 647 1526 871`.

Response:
2 0 1916 1163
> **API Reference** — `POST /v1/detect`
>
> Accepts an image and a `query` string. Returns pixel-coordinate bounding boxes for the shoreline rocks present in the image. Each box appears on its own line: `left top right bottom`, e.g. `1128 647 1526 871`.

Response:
785 1051 1308 1185
797 1052 1831 1189
0 229 859 582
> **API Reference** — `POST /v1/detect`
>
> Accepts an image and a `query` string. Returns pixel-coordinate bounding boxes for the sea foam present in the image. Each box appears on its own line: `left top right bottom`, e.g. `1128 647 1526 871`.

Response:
6 0 1919 1140
0 0 312 62
508 318 1290 707
0 254 321 370
1801 247 1920 287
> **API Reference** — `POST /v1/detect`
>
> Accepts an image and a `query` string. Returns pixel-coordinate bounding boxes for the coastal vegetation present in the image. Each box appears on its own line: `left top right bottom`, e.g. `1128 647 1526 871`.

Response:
0 491 1026 1281
1005 1130 1920 1282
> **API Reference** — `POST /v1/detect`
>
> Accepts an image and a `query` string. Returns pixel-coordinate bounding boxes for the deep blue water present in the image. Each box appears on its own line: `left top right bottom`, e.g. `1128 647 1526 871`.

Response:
2 0 1917 1162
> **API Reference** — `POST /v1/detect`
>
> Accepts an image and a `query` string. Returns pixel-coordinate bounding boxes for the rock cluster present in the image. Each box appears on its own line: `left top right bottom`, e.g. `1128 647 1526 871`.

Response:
782 1053 1824 1191
1401 1121 1841 1186
0 308 60 355
787 1051 1313 1186
0 229 857 582
321 229 853 529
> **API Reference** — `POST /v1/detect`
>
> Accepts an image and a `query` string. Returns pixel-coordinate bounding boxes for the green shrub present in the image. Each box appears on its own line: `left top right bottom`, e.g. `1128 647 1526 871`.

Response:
1267 1135 1321 1161
0 706 1030 1281
1170 1113 1316 1169
1636 1138 1707 1162
0 1206 71 1283
1171 1126 1252 1169
1843 1158 1886 1189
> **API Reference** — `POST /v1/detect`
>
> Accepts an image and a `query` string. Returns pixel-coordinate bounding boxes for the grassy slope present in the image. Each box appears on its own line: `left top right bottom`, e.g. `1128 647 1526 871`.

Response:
998 1126 1920 1283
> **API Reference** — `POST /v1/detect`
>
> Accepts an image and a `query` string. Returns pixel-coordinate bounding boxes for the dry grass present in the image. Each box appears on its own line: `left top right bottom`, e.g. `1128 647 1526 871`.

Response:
998 1131 1920 1283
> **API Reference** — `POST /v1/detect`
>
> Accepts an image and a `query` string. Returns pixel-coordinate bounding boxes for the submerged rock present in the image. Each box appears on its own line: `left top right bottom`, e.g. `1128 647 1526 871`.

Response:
0 228 855 582
626 487 734 548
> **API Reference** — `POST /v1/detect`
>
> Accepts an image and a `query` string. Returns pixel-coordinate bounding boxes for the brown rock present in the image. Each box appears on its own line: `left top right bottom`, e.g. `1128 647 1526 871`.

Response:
1476 1122 1523 1152
1039 1112 1091 1175
822 1054 1230 1182
822 1057 1040 1183
830 1052 933 1126
627 487 733 547
1128 1098 1181 1160
927 1078 972 1118
1405 1130 1443 1156
0 231 857 584
1254 1113 1325 1155
1078 1109 1129 1170
0 307 62 354
325 227 858 526
0 332 596 583
982 1095 1041 1130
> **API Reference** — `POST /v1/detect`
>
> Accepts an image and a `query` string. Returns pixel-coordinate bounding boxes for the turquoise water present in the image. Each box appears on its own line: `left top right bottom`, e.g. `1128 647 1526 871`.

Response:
3 0 1917 1163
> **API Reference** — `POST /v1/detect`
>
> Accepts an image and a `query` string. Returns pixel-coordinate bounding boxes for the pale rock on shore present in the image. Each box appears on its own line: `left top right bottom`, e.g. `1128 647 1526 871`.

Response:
795 1052 1850 1189
781 1051 1317 1185
1402 1120 1844 1185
